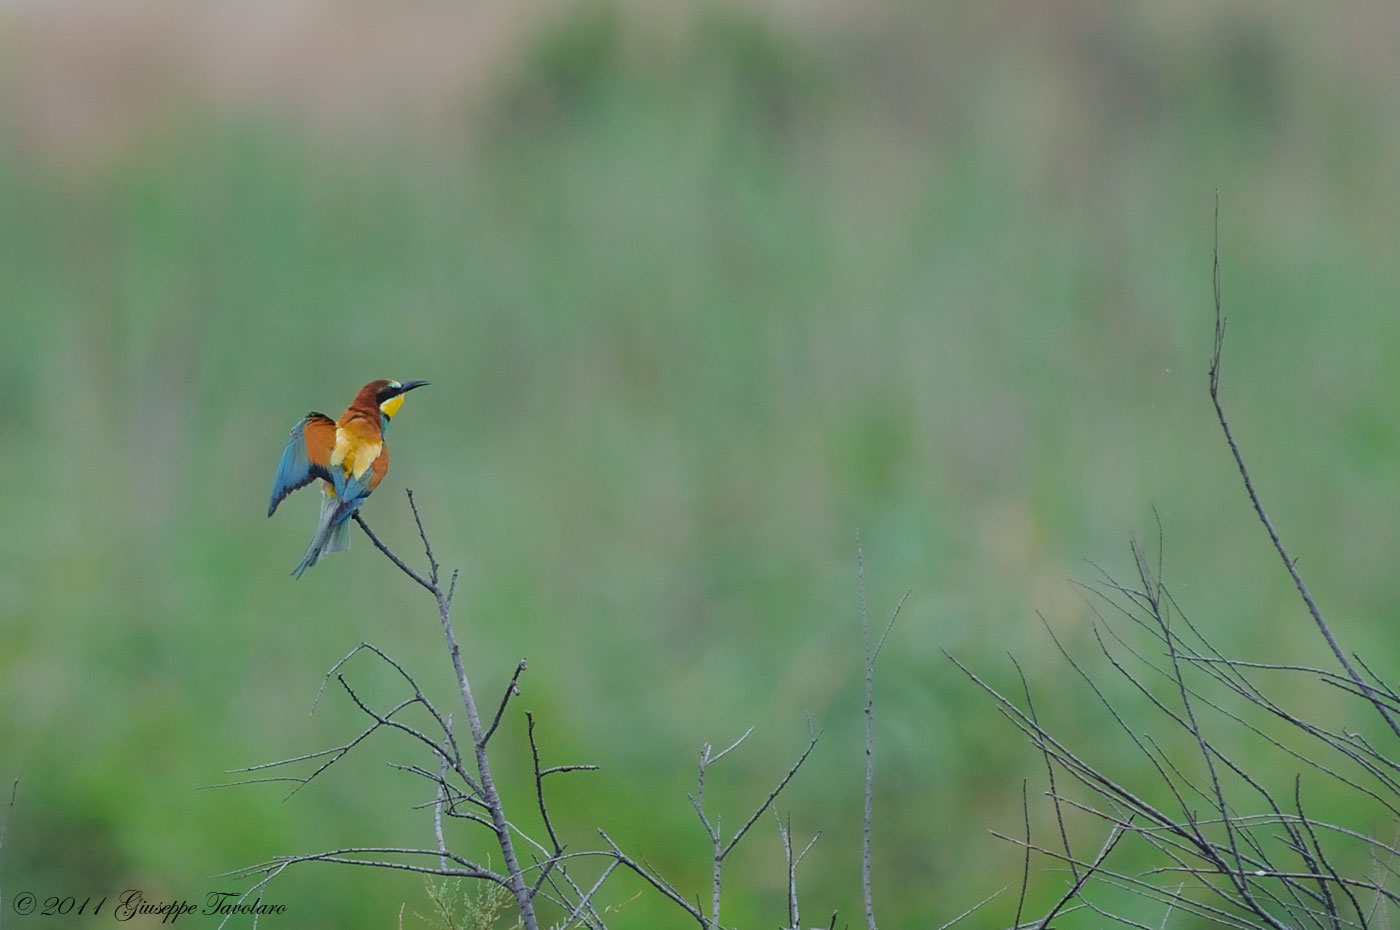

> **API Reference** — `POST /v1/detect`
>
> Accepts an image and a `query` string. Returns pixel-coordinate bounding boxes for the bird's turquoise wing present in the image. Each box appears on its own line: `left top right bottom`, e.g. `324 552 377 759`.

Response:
268 412 336 517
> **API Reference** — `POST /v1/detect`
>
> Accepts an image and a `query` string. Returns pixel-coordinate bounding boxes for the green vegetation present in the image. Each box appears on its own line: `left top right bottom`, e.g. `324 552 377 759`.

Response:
413 879 517 930
5 3 1400 927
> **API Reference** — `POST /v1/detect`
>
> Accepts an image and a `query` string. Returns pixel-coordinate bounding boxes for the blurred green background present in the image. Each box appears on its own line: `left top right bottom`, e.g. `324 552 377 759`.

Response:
5 1 1400 927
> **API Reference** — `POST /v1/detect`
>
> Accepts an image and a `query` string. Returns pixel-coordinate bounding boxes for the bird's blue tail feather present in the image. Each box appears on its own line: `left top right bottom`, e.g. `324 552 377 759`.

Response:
291 493 357 578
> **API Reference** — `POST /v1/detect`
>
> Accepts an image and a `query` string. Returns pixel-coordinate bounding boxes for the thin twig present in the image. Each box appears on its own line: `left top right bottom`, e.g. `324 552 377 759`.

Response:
526 707 598 894
859 532 908 930
219 846 506 883
0 777 16 920
778 814 796 930
935 884 1006 930
599 830 705 924
1015 779 1031 930
776 813 821 930
1011 657 1077 883
721 730 820 860
858 531 876 930
1036 818 1131 929
484 660 528 746
559 860 621 929
1208 196 1400 742
352 512 434 594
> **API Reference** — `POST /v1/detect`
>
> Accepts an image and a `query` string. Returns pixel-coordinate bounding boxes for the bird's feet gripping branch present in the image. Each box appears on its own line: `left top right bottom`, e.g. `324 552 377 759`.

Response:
267 379 429 577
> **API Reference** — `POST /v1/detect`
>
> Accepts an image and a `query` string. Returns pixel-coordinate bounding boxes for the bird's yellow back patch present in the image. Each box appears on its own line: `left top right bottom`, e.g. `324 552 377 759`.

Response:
351 440 382 478
332 426 383 479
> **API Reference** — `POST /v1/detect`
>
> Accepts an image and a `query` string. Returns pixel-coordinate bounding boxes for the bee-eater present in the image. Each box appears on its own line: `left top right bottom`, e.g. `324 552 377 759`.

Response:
268 379 429 577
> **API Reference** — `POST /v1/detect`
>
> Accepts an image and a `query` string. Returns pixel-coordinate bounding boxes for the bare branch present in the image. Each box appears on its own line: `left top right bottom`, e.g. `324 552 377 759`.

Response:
612 722 821 930
525 706 597 909
1035 818 1131 929
858 532 905 930
352 511 434 594
484 660 528 746
1011 657 1077 883
776 812 820 930
598 829 705 925
406 489 440 584
434 727 450 872
219 846 506 884
313 642 486 800
252 493 549 930
858 532 876 930
210 689 431 802
963 501 1400 930
1014 780 1030 930
934 884 1006 930
722 729 820 860
1208 198 1400 742
559 859 621 930
709 726 755 765
691 726 756 928
0 777 16 920
777 815 796 930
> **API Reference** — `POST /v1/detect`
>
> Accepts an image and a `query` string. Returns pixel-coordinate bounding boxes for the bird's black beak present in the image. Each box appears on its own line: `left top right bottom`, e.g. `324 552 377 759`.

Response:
386 380 430 399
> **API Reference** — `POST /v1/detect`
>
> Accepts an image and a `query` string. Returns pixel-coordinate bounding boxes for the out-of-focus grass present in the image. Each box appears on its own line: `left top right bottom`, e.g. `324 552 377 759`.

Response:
5 2 1400 927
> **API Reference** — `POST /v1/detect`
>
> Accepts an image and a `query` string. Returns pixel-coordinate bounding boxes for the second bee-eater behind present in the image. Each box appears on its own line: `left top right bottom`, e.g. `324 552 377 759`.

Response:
268 378 429 577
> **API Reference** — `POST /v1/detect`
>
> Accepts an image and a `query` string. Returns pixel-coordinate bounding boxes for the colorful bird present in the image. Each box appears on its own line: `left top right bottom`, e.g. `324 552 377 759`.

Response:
268 379 429 577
